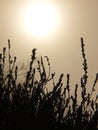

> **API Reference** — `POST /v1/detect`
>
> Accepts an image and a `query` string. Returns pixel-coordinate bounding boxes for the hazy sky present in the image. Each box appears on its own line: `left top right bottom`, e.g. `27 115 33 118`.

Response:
0 0 98 94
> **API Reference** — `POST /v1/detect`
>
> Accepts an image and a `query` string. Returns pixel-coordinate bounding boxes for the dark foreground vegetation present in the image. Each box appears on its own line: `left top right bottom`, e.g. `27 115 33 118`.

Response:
0 38 98 130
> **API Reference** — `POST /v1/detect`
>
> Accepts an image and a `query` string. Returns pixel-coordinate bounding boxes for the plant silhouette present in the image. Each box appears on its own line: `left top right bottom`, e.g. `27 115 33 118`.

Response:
0 38 98 130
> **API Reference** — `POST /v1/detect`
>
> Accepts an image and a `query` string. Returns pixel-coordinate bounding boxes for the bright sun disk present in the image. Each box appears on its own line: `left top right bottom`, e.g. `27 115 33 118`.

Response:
23 2 59 37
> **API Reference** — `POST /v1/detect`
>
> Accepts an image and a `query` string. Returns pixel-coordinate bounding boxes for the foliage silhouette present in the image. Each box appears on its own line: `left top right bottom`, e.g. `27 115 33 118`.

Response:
0 38 98 130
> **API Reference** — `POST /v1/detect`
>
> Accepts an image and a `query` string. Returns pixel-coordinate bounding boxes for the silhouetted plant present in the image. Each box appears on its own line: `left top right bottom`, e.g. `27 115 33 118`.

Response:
0 38 98 130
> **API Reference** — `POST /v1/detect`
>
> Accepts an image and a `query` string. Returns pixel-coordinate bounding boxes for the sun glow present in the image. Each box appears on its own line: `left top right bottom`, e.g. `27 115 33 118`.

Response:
23 2 59 37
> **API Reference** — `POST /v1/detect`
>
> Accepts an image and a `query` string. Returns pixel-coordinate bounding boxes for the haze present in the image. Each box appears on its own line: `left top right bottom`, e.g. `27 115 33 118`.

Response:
0 0 98 94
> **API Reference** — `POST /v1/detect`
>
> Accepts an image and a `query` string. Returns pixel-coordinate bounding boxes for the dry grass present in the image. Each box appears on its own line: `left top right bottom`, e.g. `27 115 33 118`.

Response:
0 38 98 130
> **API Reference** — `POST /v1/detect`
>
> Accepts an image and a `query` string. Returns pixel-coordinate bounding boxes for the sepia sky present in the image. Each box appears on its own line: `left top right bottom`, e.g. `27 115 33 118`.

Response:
0 0 98 94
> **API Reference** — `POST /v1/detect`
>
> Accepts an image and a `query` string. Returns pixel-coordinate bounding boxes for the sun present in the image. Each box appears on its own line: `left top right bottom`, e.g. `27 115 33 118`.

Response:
23 2 59 37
